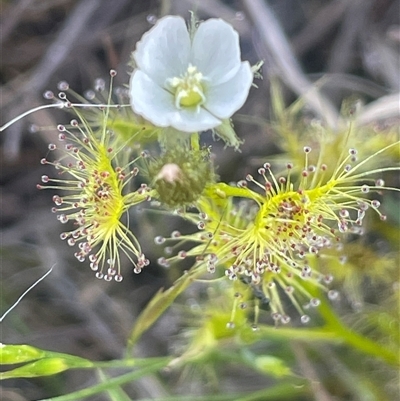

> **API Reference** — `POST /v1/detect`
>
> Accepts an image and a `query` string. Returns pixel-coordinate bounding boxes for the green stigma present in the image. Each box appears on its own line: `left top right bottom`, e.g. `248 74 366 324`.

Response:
169 64 205 109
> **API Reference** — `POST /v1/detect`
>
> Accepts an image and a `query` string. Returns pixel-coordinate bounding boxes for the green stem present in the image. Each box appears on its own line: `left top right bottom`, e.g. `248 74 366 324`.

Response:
38 358 170 401
235 381 309 401
314 288 399 365
90 357 169 369
129 382 309 401
191 132 200 150
254 326 340 343
330 320 398 366
205 182 264 203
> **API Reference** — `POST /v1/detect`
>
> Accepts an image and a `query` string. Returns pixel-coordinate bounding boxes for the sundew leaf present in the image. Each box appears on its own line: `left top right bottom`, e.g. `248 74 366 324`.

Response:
126 266 204 351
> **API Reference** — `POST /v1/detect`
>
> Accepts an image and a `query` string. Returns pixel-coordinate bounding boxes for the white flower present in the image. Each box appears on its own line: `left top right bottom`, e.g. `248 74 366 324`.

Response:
129 16 253 133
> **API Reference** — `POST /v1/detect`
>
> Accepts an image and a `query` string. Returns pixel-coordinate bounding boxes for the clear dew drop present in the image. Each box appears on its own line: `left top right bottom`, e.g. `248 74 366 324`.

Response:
43 90 54 100
58 214 68 224
146 14 157 24
178 250 187 259
235 11 245 20
328 290 339 300
84 90 96 100
29 124 39 133
310 298 320 307
171 230 181 238
164 246 173 255
207 264 216 274
57 81 69 91
371 200 380 208
94 78 105 91
272 312 281 321
301 315 310 324
361 184 370 193
198 212 208 220
90 262 99 271
154 236 165 245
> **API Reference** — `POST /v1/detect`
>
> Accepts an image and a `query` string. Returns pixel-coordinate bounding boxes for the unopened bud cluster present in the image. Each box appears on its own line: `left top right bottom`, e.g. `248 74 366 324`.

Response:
147 147 214 208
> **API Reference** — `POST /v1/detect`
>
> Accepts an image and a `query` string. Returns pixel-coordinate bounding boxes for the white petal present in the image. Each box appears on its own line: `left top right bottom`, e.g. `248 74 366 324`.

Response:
130 70 177 127
130 70 221 132
133 16 191 87
204 61 253 119
168 108 222 132
191 19 242 85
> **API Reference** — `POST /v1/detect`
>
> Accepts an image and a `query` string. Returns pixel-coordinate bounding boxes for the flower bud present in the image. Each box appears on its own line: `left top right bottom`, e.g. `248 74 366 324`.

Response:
148 148 215 207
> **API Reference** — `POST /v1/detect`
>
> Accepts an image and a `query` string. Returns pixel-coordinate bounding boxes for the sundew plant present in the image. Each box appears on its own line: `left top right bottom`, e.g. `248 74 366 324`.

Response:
1 8 400 401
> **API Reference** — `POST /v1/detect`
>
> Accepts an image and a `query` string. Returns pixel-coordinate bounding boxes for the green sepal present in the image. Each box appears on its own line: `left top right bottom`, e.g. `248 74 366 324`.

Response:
0 343 45 364
213 119 243 150
0 345 93 379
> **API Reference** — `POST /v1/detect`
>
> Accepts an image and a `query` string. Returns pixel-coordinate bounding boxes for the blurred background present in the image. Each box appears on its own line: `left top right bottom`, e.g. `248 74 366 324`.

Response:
1 0 399 399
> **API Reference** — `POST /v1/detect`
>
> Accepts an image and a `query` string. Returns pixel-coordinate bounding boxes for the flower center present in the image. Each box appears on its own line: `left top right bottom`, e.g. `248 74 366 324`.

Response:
168 64 205 109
